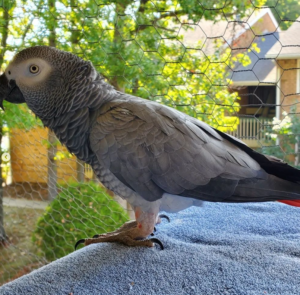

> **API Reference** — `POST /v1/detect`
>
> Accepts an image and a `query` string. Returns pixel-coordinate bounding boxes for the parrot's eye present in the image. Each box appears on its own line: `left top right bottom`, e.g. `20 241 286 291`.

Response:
29 65 39 74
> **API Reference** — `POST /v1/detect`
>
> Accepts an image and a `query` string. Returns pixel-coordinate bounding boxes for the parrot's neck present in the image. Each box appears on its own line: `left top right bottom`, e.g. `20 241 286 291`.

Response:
40 78 119 164
42 107 93 163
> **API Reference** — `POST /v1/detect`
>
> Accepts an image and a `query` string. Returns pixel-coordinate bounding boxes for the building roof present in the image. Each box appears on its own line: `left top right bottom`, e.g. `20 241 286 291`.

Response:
182 9 279 86
231 34 278 86
182 8 279 54
182 20 245 54
266 18 300 59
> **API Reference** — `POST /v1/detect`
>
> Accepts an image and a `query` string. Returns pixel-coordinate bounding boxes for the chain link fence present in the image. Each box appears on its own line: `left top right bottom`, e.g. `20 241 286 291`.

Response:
0 0 300 285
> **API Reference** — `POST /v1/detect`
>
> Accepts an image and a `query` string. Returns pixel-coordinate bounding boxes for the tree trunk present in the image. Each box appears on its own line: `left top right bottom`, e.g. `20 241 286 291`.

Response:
110 2 126 93
0 128 8 244
47 130 58 200
77 160 85 182
0 2 11 245
48 0 56 48
69 0 86 183
46 0 58 200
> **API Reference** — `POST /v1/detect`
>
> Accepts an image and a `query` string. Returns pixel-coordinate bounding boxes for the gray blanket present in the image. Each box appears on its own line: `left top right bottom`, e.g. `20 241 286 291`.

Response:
1 202 300 295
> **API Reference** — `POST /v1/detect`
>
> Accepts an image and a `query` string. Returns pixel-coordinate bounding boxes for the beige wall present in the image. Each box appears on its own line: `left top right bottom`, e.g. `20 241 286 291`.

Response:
251 13 277 35
10 127 79 184
277 59 300 115
232 13 277 50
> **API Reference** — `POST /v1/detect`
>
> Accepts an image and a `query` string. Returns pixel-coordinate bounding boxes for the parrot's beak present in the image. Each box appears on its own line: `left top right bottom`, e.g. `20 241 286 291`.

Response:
0 73 26 110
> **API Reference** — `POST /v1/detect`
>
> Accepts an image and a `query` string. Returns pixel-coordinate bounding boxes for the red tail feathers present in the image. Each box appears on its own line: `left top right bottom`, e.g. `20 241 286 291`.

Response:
278 200 300 207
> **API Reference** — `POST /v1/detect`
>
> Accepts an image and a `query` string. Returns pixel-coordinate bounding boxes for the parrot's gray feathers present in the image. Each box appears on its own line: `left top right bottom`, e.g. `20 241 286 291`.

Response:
232 175 300 201
215 129 300 184
90 95 291 204
1 46 300 213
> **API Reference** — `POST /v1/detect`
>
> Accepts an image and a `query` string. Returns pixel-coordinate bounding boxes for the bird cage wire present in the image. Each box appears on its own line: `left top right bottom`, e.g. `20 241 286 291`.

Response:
0 0 300 285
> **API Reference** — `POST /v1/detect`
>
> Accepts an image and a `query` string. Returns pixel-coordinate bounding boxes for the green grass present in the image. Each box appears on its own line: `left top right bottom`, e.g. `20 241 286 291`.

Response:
0 206 46 286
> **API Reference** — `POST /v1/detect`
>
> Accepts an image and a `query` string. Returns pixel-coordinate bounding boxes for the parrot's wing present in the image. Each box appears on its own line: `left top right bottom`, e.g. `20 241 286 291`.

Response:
89 95 280 203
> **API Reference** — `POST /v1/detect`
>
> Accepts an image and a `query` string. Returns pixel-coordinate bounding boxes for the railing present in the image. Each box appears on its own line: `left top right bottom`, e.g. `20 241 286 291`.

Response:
227 117 272 147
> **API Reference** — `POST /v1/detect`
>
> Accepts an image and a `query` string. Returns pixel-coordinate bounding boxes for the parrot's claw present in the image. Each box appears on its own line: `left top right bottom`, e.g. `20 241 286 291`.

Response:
159 214 170 222
75 239 86 250
151 215 169 236
150 226 157 236
150 238 164 250
151 215 169 237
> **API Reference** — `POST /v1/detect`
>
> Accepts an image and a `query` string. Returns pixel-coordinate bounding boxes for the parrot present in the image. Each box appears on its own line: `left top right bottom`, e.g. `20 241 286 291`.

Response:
0 46 300 250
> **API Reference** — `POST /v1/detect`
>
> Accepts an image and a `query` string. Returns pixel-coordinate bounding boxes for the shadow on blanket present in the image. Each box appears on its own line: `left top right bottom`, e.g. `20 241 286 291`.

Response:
1 202 300 295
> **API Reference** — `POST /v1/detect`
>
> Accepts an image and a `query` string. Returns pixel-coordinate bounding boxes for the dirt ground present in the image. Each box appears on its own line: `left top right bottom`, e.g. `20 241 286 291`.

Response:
0 206 46 286
3 182 49 201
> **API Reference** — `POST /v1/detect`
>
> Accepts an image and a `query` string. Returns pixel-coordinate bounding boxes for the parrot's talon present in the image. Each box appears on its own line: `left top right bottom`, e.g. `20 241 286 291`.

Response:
150 238 164 250
74 239 86 250
150 227 157 236
159 214 170 222
93 234 100 238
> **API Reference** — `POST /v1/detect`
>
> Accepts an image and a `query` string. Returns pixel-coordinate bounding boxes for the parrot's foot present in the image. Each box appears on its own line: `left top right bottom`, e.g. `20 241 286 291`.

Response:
75 211 164 250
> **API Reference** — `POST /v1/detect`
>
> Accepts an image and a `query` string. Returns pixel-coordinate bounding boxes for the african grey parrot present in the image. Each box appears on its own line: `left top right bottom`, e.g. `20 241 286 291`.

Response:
0 46 300 249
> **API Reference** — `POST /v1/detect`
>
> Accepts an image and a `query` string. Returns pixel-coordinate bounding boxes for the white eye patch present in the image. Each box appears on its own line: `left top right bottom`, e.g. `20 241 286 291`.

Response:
6 58 52 87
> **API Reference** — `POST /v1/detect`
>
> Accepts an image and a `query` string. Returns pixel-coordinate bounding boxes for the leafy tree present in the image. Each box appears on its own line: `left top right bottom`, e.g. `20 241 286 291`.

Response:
265 0 300 30
21 0 261 131
0 0 42 244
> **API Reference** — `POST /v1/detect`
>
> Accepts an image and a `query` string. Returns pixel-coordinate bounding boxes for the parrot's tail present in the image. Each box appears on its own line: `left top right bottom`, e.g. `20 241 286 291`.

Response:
278 200 300 207
214 129 300 207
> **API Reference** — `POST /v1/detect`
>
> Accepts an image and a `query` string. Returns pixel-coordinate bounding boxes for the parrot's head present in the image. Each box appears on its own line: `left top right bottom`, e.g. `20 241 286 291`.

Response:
0 46 97 119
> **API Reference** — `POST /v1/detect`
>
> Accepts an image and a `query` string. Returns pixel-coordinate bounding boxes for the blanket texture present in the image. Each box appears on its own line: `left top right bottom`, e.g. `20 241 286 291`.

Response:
1 202 300 295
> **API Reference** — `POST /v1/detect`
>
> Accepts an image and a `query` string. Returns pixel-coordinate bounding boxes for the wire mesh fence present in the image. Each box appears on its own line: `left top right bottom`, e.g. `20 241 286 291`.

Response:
0 0 300 285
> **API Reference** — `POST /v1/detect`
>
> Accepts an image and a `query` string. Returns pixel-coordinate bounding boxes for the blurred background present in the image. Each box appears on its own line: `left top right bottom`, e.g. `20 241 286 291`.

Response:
1 0 300 284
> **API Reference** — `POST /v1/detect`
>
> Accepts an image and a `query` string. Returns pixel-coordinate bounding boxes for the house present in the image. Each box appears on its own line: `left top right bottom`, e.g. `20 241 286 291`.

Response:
265 18 300 114
184 8 280 147
229 14 300 149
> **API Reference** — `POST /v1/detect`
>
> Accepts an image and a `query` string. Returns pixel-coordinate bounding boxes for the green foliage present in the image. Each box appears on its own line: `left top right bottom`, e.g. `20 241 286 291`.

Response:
262 107 300 168
56 1 251 130
2 0 263 132
0 101 42 130
0 0 42 131
33 182 129 261
265 0 300 30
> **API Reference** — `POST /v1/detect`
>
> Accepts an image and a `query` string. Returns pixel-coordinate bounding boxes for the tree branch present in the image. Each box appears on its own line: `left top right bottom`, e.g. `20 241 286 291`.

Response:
0 7 10 68
21 17 35 47
133 10 185 34
137 0 150 13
